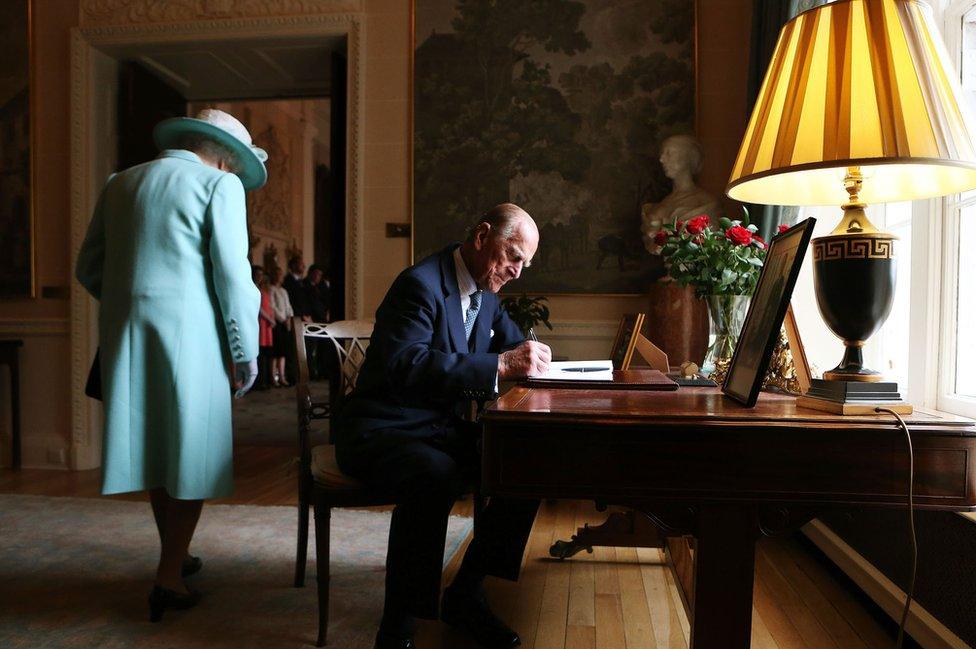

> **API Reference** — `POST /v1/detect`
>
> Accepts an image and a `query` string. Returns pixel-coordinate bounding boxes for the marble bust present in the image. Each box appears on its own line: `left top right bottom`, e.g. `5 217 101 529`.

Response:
641 134 722 253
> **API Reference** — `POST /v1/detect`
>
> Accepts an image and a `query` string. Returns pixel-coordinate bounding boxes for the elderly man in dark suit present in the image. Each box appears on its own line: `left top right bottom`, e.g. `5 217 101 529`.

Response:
336 203 551 649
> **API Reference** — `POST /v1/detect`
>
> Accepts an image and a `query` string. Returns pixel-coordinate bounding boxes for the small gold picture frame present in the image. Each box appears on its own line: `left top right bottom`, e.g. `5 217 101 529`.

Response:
609 313 646 370
783 304 811 394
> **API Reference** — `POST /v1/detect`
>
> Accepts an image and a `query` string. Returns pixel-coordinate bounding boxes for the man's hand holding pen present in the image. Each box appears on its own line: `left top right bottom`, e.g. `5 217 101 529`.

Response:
498 340 551 379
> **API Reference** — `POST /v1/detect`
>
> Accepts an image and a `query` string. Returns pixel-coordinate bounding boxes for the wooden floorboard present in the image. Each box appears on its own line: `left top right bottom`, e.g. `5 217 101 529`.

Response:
757 544 838 649
637 546 686 649
0 451 900 648
762 539 868 649
616 546 654 649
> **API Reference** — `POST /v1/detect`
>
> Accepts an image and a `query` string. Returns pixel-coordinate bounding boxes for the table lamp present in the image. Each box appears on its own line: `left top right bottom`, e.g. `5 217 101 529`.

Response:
726 0 976 414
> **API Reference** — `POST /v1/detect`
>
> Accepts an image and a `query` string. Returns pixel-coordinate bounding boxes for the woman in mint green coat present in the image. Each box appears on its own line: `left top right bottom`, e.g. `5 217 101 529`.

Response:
76 109 267 621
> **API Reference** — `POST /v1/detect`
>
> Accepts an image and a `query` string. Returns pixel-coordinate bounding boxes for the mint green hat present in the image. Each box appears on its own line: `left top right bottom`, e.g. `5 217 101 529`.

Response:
153 109 268 190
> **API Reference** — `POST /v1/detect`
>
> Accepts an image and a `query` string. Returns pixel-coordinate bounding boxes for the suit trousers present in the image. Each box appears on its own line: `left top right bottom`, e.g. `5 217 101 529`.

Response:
361 424 539 619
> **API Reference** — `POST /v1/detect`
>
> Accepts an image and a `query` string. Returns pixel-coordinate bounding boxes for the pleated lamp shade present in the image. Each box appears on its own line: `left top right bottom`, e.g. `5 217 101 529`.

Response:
727 0 976 206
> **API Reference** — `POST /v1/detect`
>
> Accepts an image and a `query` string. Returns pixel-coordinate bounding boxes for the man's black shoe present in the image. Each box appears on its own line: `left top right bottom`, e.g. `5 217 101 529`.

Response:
373 630 415 649
441 585 520 648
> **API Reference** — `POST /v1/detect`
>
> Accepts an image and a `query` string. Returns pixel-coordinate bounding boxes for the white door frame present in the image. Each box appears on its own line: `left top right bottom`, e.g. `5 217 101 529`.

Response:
69 14 364 469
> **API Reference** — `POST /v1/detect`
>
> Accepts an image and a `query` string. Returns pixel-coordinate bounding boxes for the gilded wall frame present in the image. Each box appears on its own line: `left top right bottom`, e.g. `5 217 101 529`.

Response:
0 0 36 298
410 0 698 295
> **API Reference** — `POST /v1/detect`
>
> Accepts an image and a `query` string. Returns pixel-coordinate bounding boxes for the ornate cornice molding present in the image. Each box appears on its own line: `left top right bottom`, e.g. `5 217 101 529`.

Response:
78 11 362 41
80 0 361 26
347 16 363 318
70 30 96 456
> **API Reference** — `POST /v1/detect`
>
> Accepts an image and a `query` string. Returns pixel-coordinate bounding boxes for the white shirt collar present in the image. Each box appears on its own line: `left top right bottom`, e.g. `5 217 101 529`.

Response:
453 247 478 298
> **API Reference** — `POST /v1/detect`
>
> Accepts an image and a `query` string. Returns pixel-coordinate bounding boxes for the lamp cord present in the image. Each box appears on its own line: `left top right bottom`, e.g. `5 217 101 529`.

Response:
875 407 917 649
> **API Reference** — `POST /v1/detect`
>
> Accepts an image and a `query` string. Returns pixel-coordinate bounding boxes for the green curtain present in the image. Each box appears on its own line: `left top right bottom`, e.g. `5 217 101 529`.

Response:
744 0 828 239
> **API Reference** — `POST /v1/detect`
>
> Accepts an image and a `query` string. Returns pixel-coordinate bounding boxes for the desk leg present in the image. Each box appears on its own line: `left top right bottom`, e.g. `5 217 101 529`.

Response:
689 505 757 649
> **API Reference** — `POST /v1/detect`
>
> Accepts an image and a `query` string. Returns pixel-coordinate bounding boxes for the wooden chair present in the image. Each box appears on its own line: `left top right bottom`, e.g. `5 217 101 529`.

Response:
291 317 392 647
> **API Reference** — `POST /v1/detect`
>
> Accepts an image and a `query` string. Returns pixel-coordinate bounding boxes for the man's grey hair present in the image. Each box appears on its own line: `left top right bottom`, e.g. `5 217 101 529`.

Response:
465 203 529 242
173 134 241 173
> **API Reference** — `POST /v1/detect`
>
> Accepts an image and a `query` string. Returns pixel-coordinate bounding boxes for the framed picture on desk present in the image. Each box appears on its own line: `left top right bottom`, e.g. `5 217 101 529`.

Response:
723 219 817 407
609 313 645 370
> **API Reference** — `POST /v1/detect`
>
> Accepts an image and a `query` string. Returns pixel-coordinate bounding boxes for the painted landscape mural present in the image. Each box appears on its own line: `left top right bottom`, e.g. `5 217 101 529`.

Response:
413 0 695 293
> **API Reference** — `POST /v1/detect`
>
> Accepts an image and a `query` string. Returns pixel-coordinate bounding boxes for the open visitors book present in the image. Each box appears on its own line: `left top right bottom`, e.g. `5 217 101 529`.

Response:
528 360 614 382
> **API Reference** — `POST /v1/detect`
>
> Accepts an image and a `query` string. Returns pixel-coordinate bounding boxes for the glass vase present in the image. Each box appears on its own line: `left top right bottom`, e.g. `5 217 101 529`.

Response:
701 294 751 375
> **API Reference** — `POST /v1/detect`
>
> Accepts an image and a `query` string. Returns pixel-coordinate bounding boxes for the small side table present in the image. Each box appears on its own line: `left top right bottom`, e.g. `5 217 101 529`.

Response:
0 340 23 469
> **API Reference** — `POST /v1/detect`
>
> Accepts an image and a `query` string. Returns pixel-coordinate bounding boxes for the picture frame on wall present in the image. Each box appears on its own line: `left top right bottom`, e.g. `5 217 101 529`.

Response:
411 0 697 295
0 0 35 298
722 219 817 407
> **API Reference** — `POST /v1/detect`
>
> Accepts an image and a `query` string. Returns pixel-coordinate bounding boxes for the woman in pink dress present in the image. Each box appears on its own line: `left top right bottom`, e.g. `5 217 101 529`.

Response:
254 266 276 389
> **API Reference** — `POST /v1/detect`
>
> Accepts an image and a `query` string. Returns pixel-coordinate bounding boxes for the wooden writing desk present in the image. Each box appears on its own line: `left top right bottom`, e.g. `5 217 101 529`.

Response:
481 386 976 649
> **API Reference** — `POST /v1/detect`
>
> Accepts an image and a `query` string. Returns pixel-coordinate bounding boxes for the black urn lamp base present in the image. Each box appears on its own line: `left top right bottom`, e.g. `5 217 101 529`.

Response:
797 379 913 415
802 188 913 415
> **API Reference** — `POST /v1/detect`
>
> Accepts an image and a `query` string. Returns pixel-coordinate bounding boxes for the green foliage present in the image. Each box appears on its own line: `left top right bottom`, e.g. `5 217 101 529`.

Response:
655 215 768 298
557 48 693 232
414 0 593 234
647 0 695 45
501 294 553 336
413 0 697 294
451 0 591 57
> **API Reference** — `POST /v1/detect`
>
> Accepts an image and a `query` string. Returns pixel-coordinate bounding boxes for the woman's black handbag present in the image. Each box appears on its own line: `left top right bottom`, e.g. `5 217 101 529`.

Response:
85 349 102 401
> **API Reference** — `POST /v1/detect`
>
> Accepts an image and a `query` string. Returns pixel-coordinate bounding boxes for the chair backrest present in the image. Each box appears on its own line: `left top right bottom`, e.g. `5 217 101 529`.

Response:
308 319 374 401
292 318 374 454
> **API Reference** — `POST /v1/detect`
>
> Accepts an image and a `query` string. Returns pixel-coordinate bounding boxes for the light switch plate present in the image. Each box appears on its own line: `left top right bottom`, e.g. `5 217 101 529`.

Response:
386 223 411 238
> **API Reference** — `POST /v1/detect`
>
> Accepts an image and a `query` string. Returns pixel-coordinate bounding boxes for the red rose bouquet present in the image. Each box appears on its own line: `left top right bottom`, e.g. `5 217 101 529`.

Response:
654 213 769 298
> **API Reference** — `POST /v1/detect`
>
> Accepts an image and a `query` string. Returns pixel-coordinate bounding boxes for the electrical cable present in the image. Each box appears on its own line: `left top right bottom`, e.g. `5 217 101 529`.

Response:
875 407 917 649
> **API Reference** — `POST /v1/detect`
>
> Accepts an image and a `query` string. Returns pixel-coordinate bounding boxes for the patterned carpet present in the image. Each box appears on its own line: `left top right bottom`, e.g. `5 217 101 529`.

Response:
0 495 472 648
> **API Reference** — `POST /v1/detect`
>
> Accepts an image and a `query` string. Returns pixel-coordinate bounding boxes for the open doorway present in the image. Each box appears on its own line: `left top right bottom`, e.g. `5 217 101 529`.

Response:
91 36 350 454
112 38 347 324
69 15 364 470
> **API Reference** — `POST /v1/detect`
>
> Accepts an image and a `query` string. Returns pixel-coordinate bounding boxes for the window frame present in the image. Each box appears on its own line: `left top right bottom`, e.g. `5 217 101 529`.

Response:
935 1 976 419
793 2 976 418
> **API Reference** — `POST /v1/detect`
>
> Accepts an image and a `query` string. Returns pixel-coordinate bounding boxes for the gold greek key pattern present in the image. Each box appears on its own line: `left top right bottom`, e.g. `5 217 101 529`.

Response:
813 238 894 261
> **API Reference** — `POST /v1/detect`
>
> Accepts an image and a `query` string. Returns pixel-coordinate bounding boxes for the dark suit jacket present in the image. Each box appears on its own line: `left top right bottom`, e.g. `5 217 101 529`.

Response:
282 274 308 317
335 245 524 473
303 278 330 322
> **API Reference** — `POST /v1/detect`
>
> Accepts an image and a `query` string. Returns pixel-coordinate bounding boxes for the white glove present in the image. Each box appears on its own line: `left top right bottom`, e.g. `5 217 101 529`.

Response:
233 359 259 399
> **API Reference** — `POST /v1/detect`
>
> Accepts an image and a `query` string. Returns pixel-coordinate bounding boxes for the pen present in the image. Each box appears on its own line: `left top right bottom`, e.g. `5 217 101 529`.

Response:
561 367 607 373
528 327 538 342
